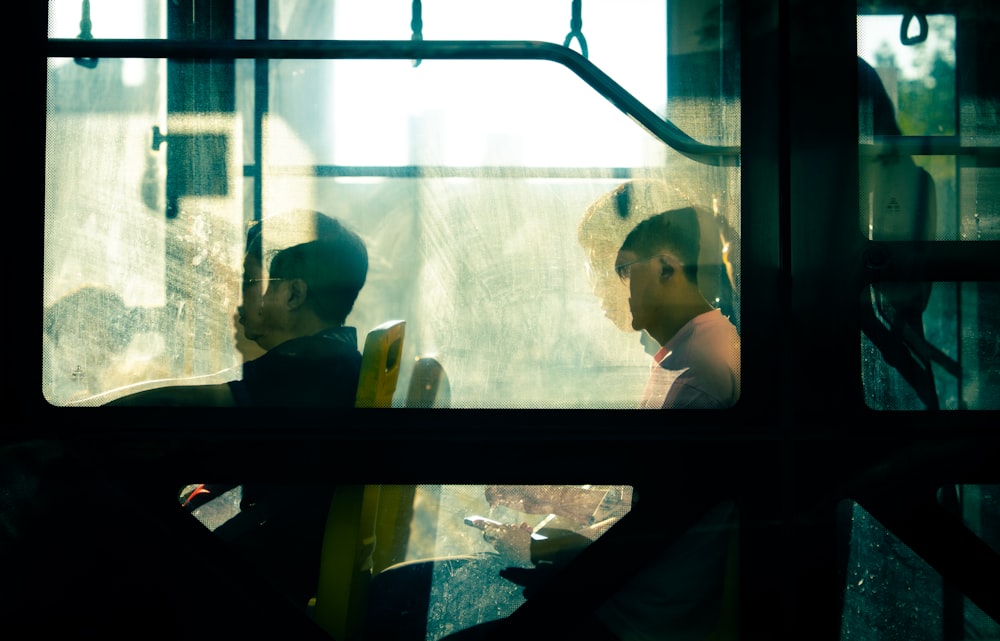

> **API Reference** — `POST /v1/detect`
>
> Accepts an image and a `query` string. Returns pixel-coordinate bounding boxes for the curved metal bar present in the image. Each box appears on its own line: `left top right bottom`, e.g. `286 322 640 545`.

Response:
48 38 741 166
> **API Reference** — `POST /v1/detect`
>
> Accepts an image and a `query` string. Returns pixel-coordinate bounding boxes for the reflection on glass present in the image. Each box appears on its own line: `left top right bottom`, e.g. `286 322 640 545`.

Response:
857 53 942 243
43 62 246 404
841 500 999 640
44 0 741 409
858 14 951 242
857 14 956 138
862 282 999 410
945 485 1000 556
383 484 634 639
181 483 633 638
43 287 173 403
48 0 163 40
958 164 1000 241
859 13 1000 241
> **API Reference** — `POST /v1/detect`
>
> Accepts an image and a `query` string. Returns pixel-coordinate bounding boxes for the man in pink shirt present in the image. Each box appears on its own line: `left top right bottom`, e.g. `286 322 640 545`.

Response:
614 207 741 409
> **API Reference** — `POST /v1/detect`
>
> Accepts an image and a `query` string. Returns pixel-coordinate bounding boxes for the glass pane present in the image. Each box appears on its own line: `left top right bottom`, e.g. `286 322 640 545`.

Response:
43 50 246 404
44 0 742 410
958 162 1000 241
265 59 667 168
861 282 999 410
857 16 956 243
947 484 1000 555
254 174 741 409
48 0 164 39
857 14 956 138
841 500 1000 640
859 13 1000 241
182 483 633 637
275 0 668 117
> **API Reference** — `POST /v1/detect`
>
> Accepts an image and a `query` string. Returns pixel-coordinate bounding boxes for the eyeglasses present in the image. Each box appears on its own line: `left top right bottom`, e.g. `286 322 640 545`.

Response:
242 277 285 290
614 255 662 282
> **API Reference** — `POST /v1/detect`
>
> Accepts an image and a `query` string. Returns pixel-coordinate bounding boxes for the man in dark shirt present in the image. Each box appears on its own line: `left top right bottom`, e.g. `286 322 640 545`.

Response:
227 212 367 407
107 211 368 408
110 212 369 610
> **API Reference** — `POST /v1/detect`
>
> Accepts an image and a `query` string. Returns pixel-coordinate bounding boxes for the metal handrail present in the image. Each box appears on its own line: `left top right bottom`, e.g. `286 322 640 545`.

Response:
47 38 742 167
862 135 1000 159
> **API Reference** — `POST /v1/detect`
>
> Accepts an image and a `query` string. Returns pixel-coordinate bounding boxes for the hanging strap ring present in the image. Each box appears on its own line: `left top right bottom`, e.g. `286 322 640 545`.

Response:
900 13 929 46
74 0 99 69
562 0 589 58
563 29 589 58
411 0 423 67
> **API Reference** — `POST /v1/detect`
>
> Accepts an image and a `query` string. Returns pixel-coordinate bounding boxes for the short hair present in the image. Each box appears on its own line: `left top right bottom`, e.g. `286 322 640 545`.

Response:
578 180 694 273
619 207 703 284
245 209 351 260
267 217 368 325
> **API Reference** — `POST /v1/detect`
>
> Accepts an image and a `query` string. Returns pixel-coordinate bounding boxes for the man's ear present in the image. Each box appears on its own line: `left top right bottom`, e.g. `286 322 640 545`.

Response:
285 278 309 310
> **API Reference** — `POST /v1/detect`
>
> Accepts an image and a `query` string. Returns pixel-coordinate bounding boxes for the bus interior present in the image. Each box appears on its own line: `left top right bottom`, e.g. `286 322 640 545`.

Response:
6 0 1000 639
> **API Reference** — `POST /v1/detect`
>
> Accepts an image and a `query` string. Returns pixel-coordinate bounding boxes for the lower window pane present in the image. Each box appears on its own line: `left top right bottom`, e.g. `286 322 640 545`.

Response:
840 499 999 640
861 281 1000 410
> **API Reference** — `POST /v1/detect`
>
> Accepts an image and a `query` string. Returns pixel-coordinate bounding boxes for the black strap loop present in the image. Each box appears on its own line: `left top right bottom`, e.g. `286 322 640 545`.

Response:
900 13 929 46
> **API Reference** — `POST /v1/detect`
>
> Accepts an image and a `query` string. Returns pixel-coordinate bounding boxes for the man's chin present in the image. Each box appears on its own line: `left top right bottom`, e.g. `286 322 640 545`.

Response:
601 309 633 333
237 323 266 344
240 326 262 342
250 335 275 351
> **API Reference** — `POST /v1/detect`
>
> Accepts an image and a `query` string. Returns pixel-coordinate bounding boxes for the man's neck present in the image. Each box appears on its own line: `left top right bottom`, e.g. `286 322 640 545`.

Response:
290 312 336 338
648 296 715 347
260 314 337 350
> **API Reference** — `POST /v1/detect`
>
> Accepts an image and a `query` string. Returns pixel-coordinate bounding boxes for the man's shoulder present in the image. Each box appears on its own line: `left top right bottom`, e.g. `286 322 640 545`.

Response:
666 310 739 362
693 309 739 337
270 326 360 359
318 325 359 349
663 365 740 409
658 310 740 408
235 327 362 407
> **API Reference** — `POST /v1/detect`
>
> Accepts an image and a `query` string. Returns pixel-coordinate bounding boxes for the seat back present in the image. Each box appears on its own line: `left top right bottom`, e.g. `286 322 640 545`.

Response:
405 355 450 408
314 484 382 641
313 321 405 639
355 320 405 408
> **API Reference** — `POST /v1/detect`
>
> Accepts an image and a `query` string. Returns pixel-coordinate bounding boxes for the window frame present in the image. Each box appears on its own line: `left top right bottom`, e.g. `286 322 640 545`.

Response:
20 1 1000 639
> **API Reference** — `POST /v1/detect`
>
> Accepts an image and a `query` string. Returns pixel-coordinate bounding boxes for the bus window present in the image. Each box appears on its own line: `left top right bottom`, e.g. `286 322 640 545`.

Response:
24 1 1000 639
840 496 1000 640
182 483 635 638
858 13 999 410
861 281 999 410
43 0 741 410
948 484 1000 556
858 14 957 242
